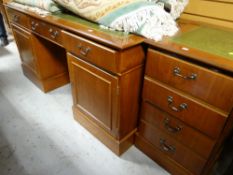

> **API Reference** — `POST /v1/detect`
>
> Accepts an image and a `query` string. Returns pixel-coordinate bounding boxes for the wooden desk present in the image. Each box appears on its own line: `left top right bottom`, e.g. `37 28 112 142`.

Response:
5 4 145 156
5 3 233 175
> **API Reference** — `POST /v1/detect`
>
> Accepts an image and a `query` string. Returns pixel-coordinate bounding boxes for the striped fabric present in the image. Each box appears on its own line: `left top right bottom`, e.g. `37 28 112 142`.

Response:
13 0 60 12
13 0 189 41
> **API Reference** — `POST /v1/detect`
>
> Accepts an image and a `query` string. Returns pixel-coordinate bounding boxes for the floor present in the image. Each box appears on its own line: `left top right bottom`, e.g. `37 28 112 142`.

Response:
0 40 170 175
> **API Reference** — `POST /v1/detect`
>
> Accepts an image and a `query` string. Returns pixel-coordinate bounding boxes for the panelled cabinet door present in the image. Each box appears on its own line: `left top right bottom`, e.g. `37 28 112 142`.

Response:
12 25 38 75
68 53 119 135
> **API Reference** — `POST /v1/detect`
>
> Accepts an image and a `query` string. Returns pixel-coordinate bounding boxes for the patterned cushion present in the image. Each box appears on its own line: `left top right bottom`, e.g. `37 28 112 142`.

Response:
13 0 61 12
53 0 184 41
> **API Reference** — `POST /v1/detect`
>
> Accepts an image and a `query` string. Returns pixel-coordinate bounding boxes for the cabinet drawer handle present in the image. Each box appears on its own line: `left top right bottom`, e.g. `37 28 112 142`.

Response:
164 118 182 133
49 28 59 39
76 44 91 56
160 139 176 153
13 15 20 22
80 47 91 56
31 21 39 31
173 67 197 80
167 96 188 112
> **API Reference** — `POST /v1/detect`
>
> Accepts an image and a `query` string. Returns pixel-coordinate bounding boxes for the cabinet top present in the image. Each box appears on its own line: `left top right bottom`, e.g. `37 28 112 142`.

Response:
145 20 233 73
5 3 144 50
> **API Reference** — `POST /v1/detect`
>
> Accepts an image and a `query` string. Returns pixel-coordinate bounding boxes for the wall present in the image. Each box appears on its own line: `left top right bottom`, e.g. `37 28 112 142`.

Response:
180 0 233 29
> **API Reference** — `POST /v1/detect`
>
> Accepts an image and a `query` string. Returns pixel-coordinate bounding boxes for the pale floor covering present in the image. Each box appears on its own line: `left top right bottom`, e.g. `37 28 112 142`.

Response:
0 40 170 175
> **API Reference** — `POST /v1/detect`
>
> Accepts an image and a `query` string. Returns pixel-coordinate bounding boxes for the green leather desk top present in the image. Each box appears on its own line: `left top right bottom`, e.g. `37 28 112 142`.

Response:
172 27 233 61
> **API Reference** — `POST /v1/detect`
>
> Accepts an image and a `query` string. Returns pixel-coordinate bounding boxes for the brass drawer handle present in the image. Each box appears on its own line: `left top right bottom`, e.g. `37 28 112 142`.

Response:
49 28 59 39
160 139 176 153
164 118 182 133
167 96 188 112
76 43 91 56
80 47 91 56
31 21 39 31
173 67 197 80
13 15 20 22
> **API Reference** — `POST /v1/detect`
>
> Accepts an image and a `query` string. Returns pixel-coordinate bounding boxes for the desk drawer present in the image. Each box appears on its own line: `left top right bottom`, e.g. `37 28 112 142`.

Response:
29 18 63 46
62 30 118 73
140 101 215 159
143 77 227 139
7 8 29 29
139 121 206 175
146 49 233 113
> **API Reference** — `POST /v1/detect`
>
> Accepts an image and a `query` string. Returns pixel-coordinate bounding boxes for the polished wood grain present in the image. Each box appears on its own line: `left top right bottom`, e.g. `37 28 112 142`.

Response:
7 7 29 29
63 30 145 74
6 7 69 92
31 35 69 92
68 50 144 146
146 49 233 113
143 77 227 139
140 101 215 159
5 4 144 50
68 53 118 133
135 133 193 175
68 51 144 154
12 24 38 75
63 30 118 74
6 4 145 155
73 107 135 156
29 17 63 47
138 121 206 175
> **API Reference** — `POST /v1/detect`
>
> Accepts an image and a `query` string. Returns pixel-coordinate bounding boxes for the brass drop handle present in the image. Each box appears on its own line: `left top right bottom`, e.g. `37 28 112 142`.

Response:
80 47 91 56
76 43 91 56
160 139 176 153
167 96 188 112
164 118 182 133
173 67 197 80
49 28 59 39
13 15 19 22
31 21 39 30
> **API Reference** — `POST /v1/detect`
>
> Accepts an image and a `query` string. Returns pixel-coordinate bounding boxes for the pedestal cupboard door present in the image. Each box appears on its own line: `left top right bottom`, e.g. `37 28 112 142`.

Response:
12 25 37 75
68 53 119 134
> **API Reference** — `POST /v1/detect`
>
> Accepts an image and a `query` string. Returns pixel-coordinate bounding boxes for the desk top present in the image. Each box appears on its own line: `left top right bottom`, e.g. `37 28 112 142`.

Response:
146 20 233 73
5 3 233 73
5 3 144 50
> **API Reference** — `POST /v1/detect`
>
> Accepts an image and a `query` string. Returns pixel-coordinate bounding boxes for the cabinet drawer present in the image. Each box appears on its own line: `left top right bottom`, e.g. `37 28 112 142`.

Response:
7 8 29 29
29 18 63 46
143 77 227 139
140 101 215 159
139 121 206 175
146 49 233 113
62 30 118 73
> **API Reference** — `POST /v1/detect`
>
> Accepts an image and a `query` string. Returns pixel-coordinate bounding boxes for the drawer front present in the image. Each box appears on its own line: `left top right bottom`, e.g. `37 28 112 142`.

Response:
29 18 63 46
143 77 227 139
146 49 233 113
140 101 215 159
62 30 118 73
7 8 29 29
139 121 206 175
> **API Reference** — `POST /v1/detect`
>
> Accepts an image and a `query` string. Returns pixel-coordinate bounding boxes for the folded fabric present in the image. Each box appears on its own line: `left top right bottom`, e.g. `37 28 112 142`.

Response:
54 0 187 41
13 0 61 12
